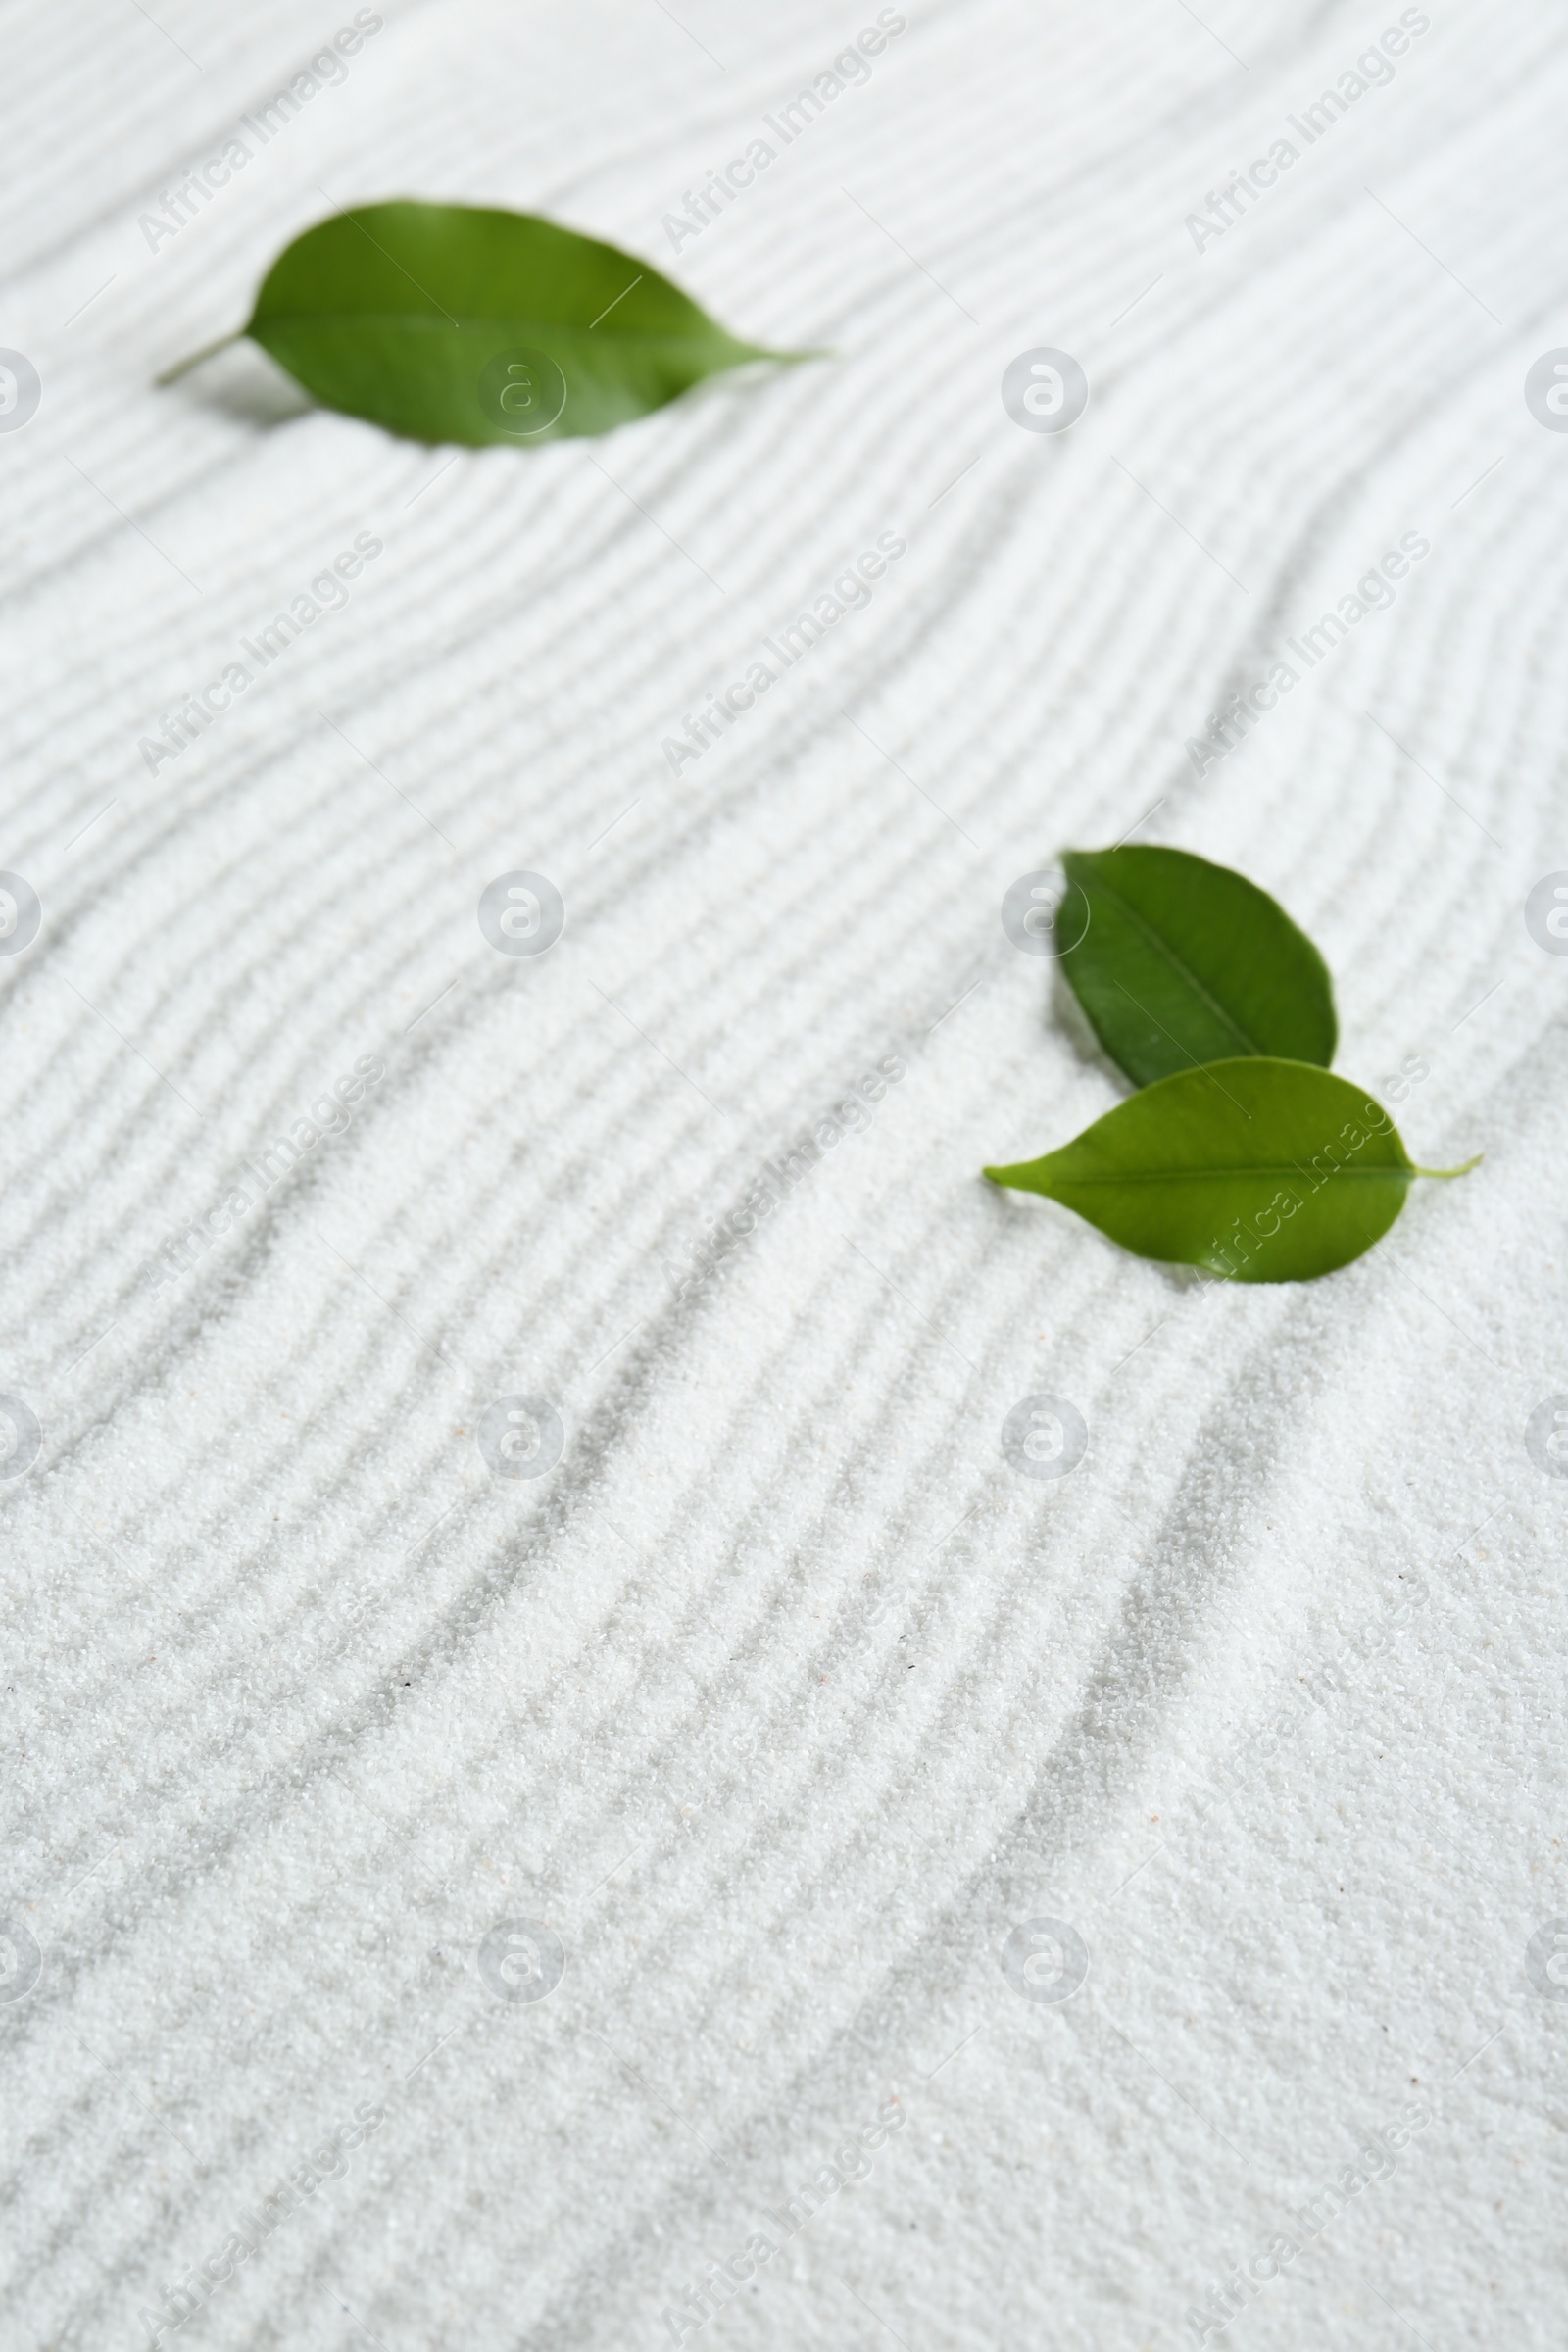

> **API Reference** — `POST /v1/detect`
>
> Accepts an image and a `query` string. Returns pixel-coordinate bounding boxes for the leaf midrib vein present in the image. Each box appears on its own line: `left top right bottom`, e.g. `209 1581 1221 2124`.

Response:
1084 869 1264 1056
256 312 735 345
1045 1164 1409 1187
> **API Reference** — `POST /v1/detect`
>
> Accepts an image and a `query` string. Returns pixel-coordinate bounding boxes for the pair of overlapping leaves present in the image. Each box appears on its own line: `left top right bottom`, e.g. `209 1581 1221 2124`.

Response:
985 847 1473 1282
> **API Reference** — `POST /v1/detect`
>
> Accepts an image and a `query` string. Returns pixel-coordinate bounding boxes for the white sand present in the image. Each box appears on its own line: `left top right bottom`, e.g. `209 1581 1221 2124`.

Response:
3 3 1566 2346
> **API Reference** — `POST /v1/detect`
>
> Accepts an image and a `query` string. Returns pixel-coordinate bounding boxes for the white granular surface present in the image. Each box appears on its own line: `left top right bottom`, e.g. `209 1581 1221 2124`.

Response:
4 4 1566 2347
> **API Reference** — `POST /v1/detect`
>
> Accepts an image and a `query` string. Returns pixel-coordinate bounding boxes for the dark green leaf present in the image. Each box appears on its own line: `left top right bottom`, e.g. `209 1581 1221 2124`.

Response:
985 1059 1475 1282
1057 846 1337 1089
163 203 811 445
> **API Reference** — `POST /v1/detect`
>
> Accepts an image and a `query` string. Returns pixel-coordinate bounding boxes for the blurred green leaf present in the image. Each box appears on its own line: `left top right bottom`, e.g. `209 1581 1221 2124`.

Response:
163 202 811 445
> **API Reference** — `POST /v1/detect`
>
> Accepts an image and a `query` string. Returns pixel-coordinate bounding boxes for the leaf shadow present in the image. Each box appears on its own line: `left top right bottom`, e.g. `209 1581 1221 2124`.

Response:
169 341 314 431
984 975 1224 1301
979 1169 1216 1297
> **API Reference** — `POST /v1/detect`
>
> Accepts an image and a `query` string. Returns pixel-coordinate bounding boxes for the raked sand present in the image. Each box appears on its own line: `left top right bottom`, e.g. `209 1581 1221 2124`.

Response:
2 3 1566 2346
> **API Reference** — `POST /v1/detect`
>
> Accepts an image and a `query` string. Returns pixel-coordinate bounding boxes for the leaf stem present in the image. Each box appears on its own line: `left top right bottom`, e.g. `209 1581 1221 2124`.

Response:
155 330 243 386
1412 1153 1483 1180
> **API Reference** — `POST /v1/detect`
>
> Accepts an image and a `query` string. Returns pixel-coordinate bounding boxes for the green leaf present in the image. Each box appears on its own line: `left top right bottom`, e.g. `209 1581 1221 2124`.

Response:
984 1059 1476 1283
1057 846 1337 1089
160 202 811 445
